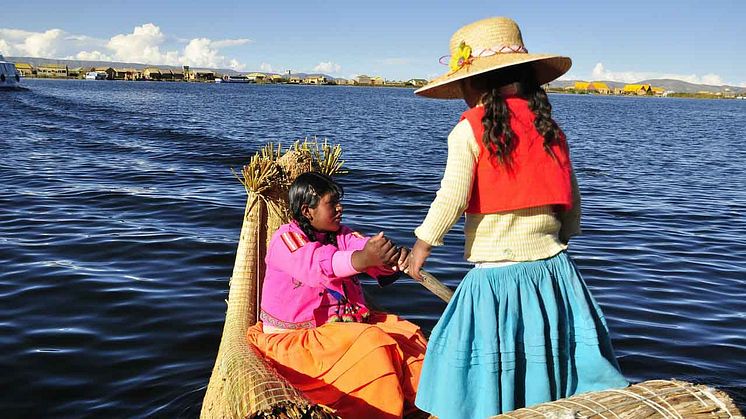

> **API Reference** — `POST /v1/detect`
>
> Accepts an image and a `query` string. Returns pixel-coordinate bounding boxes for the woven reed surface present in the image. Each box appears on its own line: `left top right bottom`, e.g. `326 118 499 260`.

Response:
490 379 743 419
201 143 342 418
200 194 336 418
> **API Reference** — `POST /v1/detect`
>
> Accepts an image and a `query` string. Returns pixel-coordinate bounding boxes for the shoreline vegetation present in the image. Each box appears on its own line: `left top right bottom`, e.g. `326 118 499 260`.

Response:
547 81 746 100
11 60 745 99
12 61 428 89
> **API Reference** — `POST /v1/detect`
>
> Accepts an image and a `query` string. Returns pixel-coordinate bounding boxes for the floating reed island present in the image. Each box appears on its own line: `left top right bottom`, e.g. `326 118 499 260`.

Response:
200 140 743 419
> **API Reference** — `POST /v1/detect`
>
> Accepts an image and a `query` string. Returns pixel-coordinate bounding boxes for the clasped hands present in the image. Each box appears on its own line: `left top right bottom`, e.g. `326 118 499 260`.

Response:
351 233 433 282
351 232 409 273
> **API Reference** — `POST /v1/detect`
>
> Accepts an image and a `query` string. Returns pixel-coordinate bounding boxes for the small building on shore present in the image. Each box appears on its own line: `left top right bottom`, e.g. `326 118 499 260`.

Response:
303 75 329 85
268 74 284 83
36 64 68 78
186 69 215 82
588 81 610 94
355 74 372 85
623 84 652 95
114 68 141 81
14 62 34 77
573 81 610 94
246 72 266 83
143 67 162 81
68 67 85 78
162 69 176 81
90 67 116 80
406 78 428 87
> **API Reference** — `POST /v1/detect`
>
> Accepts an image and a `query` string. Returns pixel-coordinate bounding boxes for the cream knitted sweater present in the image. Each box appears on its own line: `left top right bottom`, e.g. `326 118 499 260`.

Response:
414 119 581 262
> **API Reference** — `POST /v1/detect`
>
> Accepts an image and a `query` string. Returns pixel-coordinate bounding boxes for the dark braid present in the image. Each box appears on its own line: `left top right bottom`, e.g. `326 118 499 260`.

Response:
472 64 564 165
481 87 516 166
527 85 563 158
288 172 343 245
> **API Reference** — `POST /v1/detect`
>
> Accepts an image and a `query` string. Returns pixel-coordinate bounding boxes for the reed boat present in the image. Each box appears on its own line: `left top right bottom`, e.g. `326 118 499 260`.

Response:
200 141 743 419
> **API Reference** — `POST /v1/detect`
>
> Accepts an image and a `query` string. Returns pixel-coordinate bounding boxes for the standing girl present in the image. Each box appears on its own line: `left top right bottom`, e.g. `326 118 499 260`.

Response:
407 17 628 418
247 172 427 419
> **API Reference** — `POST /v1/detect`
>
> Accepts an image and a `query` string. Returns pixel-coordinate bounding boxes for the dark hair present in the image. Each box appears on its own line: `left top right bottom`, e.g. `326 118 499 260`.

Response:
288 172 344 244
469 63 564 166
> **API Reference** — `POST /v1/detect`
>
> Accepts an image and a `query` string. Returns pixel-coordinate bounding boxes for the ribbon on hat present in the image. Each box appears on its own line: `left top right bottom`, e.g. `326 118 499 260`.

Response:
439 42 529 74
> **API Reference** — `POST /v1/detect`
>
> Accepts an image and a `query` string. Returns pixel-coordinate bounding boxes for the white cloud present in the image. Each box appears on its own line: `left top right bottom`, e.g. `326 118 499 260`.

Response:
73 50 113 61
314 61 341 74
107 23 174 64
260 62 273 72
0 24 249 70
591 62 732 86
700 73 724 86
1 28 108 58
0 39 12 55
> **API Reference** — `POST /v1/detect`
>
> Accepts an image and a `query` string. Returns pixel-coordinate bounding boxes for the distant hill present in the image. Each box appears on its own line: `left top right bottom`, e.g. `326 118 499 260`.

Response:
638 79 744 94
547 78 745 94
6 56 336 80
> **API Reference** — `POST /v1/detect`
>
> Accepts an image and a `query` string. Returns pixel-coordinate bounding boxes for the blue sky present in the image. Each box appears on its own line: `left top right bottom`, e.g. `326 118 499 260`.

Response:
1 0 744 86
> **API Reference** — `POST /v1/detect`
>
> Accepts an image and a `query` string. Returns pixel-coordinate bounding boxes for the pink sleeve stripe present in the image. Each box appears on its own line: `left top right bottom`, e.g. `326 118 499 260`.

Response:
332 250 359 277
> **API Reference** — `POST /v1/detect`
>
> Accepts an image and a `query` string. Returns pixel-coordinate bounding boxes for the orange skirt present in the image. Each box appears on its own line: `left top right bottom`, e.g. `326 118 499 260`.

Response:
247 312 427 419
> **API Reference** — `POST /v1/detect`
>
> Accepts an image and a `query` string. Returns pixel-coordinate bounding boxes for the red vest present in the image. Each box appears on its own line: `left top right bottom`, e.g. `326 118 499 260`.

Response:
462 98 573 214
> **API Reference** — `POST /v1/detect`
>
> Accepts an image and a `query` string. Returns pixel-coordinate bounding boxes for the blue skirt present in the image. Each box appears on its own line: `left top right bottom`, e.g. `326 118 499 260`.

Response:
414 251 628 419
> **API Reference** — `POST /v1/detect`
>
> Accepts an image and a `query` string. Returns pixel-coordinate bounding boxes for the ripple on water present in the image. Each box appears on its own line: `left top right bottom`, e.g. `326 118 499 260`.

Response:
0 82 744 416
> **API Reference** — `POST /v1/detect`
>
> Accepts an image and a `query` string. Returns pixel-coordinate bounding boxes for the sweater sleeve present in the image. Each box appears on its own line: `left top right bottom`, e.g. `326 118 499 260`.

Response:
414 119 479 246
558 163 582 243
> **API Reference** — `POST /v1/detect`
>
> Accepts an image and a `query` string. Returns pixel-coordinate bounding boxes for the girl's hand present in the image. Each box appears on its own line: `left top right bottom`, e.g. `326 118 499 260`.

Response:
352 232 397 271
395 246 411 272
408 239 432 281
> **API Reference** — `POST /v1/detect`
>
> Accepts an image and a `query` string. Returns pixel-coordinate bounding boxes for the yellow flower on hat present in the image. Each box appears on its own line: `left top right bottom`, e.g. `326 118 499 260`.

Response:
449 41 473 72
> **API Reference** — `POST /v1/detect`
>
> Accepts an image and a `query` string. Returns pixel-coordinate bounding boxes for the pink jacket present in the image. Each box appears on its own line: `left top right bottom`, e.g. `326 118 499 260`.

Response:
259 221 395 329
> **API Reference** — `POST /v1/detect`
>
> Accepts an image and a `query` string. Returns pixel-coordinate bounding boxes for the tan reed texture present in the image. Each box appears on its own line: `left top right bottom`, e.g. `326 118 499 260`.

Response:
489 379 744 419
200 141 345 419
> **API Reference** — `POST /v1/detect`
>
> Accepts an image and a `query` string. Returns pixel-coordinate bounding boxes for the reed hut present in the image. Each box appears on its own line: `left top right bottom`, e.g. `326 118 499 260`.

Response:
200 141 743 419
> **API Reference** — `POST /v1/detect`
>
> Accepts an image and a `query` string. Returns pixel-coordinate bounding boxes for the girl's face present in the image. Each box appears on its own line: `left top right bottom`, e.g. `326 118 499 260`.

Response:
304 192 343 232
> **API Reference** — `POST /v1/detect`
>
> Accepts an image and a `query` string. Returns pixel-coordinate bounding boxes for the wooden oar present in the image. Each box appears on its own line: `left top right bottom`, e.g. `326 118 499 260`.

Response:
407 269 453 303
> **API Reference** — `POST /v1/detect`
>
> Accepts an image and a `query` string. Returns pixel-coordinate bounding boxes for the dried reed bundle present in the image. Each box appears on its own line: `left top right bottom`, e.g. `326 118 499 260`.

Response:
201 140 345 419
491 379 743 419
289 137 347 177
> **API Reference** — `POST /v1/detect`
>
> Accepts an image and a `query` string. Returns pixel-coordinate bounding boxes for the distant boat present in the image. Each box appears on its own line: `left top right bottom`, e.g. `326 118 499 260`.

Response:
218 74 251 83
0 54 23 90
85 71 107 80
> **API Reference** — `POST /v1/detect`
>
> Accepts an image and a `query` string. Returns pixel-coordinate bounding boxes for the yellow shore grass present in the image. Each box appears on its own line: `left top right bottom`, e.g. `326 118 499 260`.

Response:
200 141 743 419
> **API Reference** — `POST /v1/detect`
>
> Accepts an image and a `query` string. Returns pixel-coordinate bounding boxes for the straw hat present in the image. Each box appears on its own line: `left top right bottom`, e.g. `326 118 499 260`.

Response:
415 17 571 99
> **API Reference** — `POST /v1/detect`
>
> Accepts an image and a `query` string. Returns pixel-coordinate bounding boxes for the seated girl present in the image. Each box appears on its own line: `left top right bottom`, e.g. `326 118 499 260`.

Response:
246 172 427 419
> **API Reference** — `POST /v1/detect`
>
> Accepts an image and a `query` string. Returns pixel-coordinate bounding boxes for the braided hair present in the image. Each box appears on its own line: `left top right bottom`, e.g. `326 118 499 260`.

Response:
468 63 564 166
288 172 344 245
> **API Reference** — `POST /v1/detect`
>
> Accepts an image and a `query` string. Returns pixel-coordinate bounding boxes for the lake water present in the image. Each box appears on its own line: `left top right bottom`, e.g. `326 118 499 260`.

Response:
1 79 745 417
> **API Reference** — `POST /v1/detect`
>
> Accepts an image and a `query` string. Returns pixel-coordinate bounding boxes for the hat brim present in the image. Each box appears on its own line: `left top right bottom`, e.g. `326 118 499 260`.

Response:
415 54 571 99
